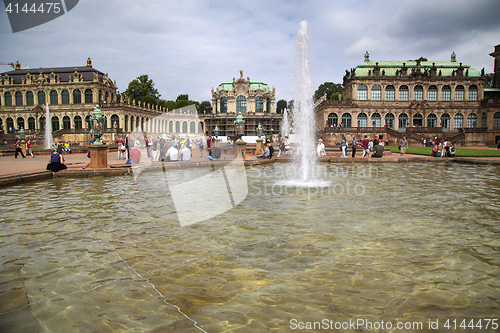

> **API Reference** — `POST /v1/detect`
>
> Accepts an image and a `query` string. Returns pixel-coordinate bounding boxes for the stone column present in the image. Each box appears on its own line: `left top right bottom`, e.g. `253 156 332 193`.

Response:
89 145 108 168
235 141 247 159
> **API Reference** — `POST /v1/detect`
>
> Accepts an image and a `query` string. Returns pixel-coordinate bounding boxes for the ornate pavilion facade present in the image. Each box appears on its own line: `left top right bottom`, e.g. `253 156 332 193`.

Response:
315 45 500 146
206 70 281 139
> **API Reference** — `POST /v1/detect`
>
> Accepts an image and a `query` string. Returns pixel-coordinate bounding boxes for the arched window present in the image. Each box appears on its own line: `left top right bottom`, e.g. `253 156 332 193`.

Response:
74 115 82 129
414 85 423 101
371 113 381 127
17 117 25 130
28 117 35 130
85 115 91 129
39 116 45 131
0 118 3 132
4 92 12 106
385 113 395 128
63 116 71 129
73 89 81 104
51 116 59 131
441 113 450 131
413 113 423 127
182 121 188 133
341 113 352 127
357 84 368 100
469 85 478 101
50 90 58 105
26 91 34 106
455 85 464 101
190 122 196 133
371 85 381 101
175 121 180 133
466 113 477 128
482 112 488 128
427 113 437 127
124 115 128 132
198 122 204 133
399 85 409 101
84 89 93 104
442 85 451 101
453 113 463 130
37 91 46 105
220 97 227 113
15 91 23 106
266 98 271 113
327 113 338 127
61 90 70 104
398 113 408 129
357 113 367 127
428 85 438 101
493 112 500 130
169 121 173 133
6 117 14 132
255 96 264 112
104 91 109 102
385 85 395 101
111 114 119 129
103 116 108 130
236 96 247 113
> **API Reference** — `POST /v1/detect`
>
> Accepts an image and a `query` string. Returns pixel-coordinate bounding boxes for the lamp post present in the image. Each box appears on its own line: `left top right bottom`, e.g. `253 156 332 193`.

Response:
233 112 247 159
19 127 25 143
89 104 105 145
255 123 264 156
214 125 220 148
87 104 108 168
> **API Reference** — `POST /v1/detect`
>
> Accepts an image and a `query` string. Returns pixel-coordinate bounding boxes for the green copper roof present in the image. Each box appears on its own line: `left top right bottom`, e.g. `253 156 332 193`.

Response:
217 79 271 93
354 60 480 77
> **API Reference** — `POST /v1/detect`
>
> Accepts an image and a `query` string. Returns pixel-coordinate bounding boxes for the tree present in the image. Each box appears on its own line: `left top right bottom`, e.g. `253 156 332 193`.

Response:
415 57 428 62
199 101 211 114
176 99 190 109
176 94 189 102
164 100 176 111
313 82 343 102
276 99 287 114
123 74 160 104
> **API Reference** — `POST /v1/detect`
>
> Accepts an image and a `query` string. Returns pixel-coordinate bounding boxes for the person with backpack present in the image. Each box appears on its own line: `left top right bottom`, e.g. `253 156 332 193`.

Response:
208 146 221 161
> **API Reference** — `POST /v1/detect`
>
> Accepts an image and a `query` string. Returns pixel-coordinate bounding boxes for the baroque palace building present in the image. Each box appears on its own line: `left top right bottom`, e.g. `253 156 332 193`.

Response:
206 70 281 140
0 58 205 145
315 44 500 146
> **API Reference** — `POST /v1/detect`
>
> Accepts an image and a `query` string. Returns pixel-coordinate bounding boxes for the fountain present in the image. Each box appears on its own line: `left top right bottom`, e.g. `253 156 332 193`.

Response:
281 108 289 137
44 102 53 149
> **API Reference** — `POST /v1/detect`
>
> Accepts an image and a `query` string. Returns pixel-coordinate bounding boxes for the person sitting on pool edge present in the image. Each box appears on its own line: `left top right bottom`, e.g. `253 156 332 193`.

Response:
371 139 384 158
46 146 68 172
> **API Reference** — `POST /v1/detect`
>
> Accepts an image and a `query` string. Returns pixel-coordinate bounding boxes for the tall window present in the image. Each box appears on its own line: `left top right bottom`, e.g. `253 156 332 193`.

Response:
28 117 35 130
398 113 408 129
399 85 409 101
267 98 271 113
327 113 338 127
371 113 381 127
111 115 119 129
385 113 395 128
414 85 423 101
74 116 82 129
453 113 464 130
493 112 500 130
427 114 437 127
341 113 352 127
17 117 25 130
84 89 93 104
26 91 34 106
357 84 368 100
50 90 58 105
190 122 196 133
428 85 438 101
413 113 423 127
51 116 59 131
469 85 478 101
220 97 227 113
175 121 180 133
73 89 81 104
467 113 477 128
255 96 263 112
455 85 464 101
385 85 395 101
61 90 70 104
442 86 451 101
482 112 488 128
182 121 188 133
371 85 381 101
63 116 71 129
37 91 46 105
15 91 23 106
357 113 367 127
236 96 247 113
198 122 204 133
441 114 450 131
4 92 12 106
39 117 45 131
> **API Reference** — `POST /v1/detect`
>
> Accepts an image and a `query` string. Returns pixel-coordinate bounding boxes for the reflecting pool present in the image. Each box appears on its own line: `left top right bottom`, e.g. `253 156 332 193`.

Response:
0 162 499 332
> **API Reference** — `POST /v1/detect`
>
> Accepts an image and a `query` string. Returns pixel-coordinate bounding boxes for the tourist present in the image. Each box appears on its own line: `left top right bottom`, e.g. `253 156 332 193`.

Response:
64 142 71 154
351 137 357 157
125 134 130 160
362 135 370 157
340 139 347 157
207 136 212 157
181 143 191 161
15 139 25 158
277 137 285 157
3 139 7 148
268 142 274 159
316 139 325 157
208 146 221 161
82 136 95 169
46 146 67 172
371 139 383 158
441 139 448 158
198 138 204 157
449 144 456 157
127 141 141 164
399 136 408 157
25 139 35 158
166 144 179 161
432 142 441 157
151 137 158 161
257 143 269 159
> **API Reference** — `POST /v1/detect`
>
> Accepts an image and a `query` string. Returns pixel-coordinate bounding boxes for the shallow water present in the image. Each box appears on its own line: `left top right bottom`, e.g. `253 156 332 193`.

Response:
0 162 499 332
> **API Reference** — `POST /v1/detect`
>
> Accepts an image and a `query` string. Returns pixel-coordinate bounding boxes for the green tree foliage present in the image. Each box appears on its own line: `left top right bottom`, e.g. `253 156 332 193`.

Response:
164 100 176 111
123 74 160 105
415 56 428 61
313 82 343 102
276 99 287 114
199 101 212 113
176 94 189 102
176 99 190 109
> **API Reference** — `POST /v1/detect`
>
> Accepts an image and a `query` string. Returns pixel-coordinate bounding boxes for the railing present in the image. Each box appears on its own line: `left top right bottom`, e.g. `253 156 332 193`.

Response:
406 127 443 133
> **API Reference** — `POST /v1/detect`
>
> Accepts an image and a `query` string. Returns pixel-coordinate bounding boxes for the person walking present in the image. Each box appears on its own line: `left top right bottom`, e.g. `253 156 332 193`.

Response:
15 139 25 158
399 136 408 157
362 135 370 157
25 139 35 157
351 137 357 157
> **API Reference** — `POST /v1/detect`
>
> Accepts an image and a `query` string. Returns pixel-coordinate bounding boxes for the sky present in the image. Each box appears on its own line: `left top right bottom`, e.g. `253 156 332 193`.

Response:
1 0 499 104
